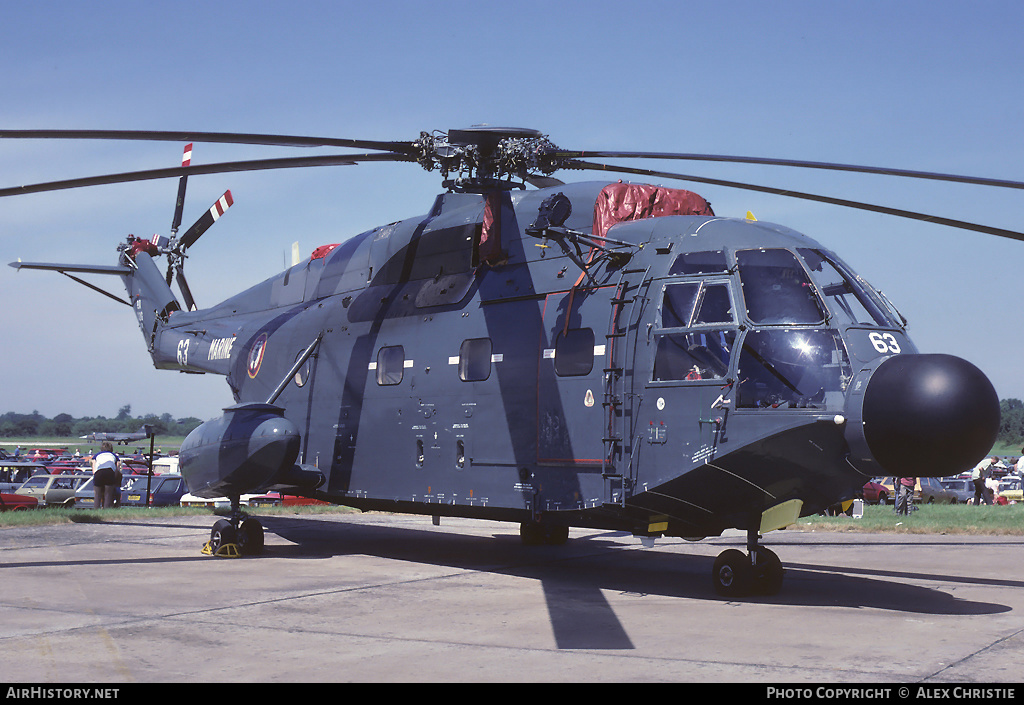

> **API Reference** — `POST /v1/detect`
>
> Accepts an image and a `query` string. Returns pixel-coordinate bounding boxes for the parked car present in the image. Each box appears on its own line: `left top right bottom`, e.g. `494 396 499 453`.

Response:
941 478 975 504
16 474 91 507
152 456 179 475
0 492 38 511
997 477 1022 503
876 477 921 502
919 476 959 504
0 461 50 492
120 475 187 507
862 480 890 504
180 492 264 509
249 491 329 507
118 459 151 475
74 474 141 508
25 448 67 462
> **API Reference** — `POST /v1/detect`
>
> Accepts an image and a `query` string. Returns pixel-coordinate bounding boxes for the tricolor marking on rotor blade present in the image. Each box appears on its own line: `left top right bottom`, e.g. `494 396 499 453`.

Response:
182 143 193 167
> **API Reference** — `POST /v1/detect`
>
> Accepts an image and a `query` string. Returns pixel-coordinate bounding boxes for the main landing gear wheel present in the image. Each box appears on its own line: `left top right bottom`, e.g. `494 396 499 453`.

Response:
237 518 265 555
712 531 785 597
203 518 240 557
750 546 784 595
519 521 569 546
712 549 749 597
201 497 265 557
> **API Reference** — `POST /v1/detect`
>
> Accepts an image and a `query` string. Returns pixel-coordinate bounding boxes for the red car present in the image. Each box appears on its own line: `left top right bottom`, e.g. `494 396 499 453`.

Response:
249 491 329 507
862 480 890 504
0 492 38 511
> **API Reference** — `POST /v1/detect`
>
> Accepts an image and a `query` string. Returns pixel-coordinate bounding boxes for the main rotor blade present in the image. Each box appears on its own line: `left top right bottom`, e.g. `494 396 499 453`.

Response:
556 151 1024 191
0 129 416 154
569 160 1024 242
0 152 414 198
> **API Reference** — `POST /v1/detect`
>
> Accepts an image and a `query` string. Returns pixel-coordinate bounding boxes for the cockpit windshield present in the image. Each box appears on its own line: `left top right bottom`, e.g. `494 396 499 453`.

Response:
735 249 825 325
737 329 852 409
796 249 899 328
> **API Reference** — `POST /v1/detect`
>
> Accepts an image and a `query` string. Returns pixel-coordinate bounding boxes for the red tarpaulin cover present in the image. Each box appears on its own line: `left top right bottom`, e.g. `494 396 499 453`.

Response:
592 183 714 241
311 243 340 260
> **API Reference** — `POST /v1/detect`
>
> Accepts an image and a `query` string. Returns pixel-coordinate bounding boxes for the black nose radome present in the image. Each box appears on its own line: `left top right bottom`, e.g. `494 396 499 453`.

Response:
844 354 1000 477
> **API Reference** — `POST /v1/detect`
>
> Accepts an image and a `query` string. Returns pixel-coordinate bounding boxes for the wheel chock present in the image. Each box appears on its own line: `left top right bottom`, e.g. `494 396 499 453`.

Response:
201 540 241 558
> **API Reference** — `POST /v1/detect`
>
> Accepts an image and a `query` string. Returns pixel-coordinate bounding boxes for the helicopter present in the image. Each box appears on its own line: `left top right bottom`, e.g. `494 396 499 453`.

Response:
3 126 1010 595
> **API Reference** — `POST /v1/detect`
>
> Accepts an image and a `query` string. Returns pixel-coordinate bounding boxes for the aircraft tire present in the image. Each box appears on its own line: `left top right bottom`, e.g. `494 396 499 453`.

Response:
750 547 784 596
543 525 569 545
519 522 546 546
712 549 750 597
209 519 237 554
237 518 265 555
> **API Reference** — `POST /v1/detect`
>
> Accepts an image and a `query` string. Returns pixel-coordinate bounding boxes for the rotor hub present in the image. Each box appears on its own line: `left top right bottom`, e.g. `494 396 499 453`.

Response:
413 127 568 192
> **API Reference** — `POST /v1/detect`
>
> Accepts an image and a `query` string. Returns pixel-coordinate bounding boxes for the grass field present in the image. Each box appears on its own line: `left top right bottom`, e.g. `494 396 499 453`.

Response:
1 502 1021 535
789 503 1024 535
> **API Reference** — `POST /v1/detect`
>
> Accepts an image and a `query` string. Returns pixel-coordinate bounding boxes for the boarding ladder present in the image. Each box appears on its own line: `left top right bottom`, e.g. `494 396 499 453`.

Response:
601 265 650 507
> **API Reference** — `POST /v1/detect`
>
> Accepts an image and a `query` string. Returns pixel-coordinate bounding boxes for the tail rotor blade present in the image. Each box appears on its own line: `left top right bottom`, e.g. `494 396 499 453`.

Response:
179 190 233 250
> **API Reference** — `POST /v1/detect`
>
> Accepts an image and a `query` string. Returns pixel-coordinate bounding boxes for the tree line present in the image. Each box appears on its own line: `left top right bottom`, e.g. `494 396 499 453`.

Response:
0 405 202 440
999 399 1024 448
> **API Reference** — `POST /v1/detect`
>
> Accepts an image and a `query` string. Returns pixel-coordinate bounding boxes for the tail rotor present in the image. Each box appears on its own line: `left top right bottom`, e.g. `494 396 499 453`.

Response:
162 144 233 312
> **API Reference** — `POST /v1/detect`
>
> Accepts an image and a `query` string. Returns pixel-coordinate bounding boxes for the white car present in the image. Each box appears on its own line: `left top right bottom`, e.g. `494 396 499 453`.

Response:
179 492 274 508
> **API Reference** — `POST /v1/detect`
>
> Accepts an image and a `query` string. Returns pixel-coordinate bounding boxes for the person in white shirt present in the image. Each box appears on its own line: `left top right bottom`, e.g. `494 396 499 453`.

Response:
91 441 120 509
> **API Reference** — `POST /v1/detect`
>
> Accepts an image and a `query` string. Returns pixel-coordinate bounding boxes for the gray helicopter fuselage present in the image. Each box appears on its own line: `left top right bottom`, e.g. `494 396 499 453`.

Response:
156 180 989 538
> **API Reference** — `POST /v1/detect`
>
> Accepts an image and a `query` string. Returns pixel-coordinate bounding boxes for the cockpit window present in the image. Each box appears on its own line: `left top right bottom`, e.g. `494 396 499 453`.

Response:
654 330 735 381
736 329 852 409
797 248 899 328
661 282 734 328
735 249 825 325
694 283 732 324
669 250 729 276
654 281 737 382
661 282 699 328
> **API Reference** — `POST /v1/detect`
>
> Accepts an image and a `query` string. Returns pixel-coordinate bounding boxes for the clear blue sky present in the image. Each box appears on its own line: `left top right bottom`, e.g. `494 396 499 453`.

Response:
2 0 1022 420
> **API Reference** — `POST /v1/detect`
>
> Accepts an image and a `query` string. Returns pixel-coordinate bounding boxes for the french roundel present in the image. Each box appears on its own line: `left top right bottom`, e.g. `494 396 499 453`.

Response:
247 333 268 379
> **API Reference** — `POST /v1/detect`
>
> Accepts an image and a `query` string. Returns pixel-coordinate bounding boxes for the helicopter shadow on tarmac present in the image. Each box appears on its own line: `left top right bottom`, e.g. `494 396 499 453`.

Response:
256 515 1011 650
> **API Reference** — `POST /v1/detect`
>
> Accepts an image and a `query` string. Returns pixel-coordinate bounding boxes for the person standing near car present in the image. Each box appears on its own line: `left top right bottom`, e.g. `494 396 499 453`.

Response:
91 441 120 509
972 456 995 505
896 475 916 516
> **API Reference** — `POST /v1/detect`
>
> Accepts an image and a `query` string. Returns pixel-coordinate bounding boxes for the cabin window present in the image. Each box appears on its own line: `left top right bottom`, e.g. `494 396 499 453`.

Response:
735 248 825 325
376 345 405 386
459 338 492 382
736 329 852 409
668 250 729 276
554 327 595 377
